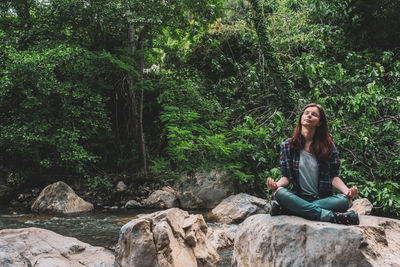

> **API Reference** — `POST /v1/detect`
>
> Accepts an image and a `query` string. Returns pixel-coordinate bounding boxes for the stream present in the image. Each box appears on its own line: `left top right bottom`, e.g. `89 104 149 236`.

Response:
0 207 234 266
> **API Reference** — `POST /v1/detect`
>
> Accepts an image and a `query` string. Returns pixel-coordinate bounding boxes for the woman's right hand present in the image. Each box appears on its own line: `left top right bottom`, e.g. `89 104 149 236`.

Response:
344 185 358 199
267 177 278 190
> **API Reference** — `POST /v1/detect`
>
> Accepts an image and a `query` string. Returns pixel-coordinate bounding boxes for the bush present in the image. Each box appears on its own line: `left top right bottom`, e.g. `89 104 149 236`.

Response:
0 45 111 183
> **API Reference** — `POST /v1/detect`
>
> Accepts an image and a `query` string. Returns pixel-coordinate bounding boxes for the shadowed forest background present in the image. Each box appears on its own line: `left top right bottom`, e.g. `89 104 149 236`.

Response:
0 0 399 216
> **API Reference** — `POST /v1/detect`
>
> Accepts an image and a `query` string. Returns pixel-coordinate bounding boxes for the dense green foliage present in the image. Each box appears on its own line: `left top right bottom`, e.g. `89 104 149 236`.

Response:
0 0 399 216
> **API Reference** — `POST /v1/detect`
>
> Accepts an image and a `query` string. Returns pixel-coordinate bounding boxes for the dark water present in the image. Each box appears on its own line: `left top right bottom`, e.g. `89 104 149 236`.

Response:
0 208 154 249
0 208 234 266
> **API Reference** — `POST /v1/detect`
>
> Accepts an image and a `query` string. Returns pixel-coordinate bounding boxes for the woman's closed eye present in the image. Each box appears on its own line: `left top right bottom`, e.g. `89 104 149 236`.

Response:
304 111 319 118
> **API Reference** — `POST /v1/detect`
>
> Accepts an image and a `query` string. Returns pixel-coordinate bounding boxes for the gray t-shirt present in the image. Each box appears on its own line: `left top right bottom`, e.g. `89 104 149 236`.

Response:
299 149 319 199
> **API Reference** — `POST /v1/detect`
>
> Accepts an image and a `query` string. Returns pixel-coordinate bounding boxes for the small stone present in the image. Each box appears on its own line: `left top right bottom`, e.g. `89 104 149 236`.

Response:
125 200 143 209
32 188 40 195
116 181 128 192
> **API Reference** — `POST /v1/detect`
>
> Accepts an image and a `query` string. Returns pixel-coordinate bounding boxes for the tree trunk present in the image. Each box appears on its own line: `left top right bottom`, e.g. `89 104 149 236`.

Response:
125 5 148 179
249 0 296 111
13 0 32 48
138 32 148 178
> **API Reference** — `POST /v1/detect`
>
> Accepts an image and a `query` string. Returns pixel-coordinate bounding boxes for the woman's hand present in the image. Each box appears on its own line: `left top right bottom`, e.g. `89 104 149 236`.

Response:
332 177 358 199
344 185 358 199
267 177 278 191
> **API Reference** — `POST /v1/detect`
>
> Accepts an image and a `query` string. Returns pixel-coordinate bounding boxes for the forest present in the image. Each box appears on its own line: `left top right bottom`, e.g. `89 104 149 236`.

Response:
0 0 399 216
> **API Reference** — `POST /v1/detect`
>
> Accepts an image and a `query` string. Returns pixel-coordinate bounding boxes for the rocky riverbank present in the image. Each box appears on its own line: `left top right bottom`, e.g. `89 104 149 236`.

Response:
3 178 171 212
3 170 241 214
2 207 400 267
2 171 399 267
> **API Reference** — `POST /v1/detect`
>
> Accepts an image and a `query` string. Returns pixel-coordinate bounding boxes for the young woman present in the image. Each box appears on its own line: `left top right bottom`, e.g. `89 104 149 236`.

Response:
267 103 359 225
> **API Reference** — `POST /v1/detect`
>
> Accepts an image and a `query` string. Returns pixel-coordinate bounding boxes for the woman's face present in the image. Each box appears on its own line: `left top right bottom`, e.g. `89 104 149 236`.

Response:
301 106 321 128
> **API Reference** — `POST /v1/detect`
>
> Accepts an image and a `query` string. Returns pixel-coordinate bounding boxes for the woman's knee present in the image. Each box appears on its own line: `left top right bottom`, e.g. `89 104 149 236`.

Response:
329 194 351 211
337 194 351 206
274 187 295 203
274 187 290 197
273 186 286 195
339 194 352 209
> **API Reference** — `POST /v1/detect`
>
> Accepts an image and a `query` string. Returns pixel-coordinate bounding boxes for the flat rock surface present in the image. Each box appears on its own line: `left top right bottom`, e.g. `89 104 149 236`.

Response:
0 227 114 267
210 193 268 224
232 214 400 267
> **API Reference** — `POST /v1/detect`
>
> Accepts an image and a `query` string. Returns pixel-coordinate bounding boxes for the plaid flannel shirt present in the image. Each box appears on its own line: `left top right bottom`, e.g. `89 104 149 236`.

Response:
280 138 341 199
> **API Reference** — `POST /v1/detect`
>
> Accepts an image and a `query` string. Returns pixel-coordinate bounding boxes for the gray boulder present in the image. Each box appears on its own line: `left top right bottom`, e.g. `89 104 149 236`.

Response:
142 187 179 209
232 214 400 267
0 227 114 267
125 200 143 209
31 181 94 214
176 170 235 209
209 193 268 224
349 198 373 215
114 208 219 267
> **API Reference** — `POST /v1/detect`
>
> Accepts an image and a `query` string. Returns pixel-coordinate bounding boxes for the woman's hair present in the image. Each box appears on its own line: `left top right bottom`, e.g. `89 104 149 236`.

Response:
290 103 334 161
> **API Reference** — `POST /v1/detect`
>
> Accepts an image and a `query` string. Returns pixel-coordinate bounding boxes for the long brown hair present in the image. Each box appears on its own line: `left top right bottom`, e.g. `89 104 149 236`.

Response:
290 103 334 161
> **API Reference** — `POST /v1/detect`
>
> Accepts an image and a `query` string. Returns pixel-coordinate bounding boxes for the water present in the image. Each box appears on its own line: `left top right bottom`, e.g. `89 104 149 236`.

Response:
0 208 234 266
0 208 154 249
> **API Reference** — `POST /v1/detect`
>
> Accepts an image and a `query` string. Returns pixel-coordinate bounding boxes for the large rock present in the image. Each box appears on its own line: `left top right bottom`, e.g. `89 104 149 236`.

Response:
31 181 94 214
114 208 219 267
232 214 400 267
207 225 236 250
209 193 268 224
176 170 236 209
142 187 179 209
0 227 114 267
349 198 373 215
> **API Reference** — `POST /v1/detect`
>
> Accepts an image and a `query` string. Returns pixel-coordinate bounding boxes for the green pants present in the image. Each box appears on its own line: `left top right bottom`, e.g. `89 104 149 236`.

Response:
274 188 350 222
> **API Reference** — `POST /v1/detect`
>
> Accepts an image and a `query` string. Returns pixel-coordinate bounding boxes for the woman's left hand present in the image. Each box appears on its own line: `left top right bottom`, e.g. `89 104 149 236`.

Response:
345 185 358 199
